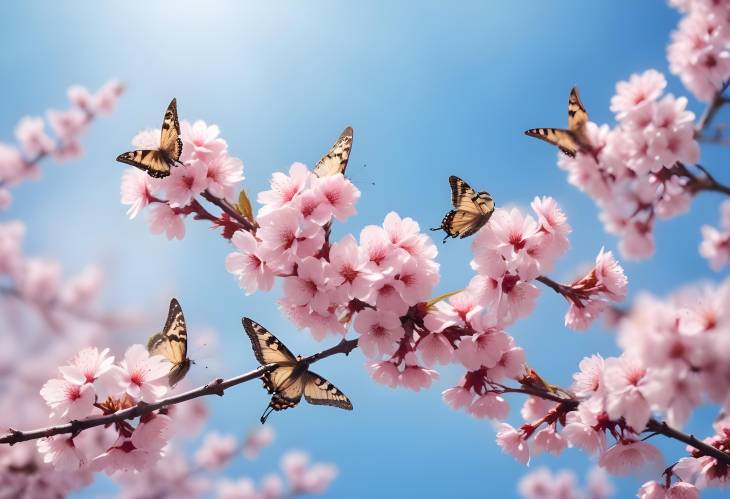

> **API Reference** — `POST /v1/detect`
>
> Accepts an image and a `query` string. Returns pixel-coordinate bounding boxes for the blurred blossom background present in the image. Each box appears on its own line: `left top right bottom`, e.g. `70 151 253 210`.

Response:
1 1 728 497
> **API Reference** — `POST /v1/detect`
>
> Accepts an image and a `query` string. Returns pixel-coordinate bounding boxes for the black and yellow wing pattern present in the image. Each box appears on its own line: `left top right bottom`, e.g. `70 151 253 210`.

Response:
431 176 495 243
147 298 191 387
313 126 353 177
242 317 353 423
116 98 183 178
525 87 590 158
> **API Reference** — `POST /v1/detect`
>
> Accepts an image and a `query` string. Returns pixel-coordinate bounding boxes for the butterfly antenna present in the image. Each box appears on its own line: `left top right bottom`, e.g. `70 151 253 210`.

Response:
260 404 275 424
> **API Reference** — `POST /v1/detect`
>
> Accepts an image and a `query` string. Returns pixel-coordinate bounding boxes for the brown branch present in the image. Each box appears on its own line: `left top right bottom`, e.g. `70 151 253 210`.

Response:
696 81 730 134
675 162 730 197
496 382 730 467
201 190 257 233
0 337 360 446
535 275 569 295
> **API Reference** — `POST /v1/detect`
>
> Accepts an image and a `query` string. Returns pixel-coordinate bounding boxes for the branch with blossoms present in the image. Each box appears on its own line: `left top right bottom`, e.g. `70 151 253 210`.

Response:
518 466 614 499
541 0 730 262
0 80 124 208
117 424 338 499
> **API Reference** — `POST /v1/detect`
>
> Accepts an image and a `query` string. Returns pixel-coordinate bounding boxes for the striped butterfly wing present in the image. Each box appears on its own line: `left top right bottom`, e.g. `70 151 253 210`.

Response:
524 127 578 157
435 176 494 241
115 98 182 178
313 127 353 177
242 317 298 366
159 98 183 162
262 365 305 411
567 87 588 133
147 298 191 386
303 371 353 410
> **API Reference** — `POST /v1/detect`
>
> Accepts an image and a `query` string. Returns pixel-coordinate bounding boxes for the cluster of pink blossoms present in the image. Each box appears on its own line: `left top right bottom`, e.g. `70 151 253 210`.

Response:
120 119 245 239
557 69 701 260
700 200 730 271
37 345 173 474
0 80 123 208
518 466 614 499
493 276 730 495
225 162 627 393
113 418 337 498
668 0 730 102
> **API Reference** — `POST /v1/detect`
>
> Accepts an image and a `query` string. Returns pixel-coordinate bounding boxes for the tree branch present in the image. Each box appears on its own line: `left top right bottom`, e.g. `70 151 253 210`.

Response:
496 382 730 467
201 190 257 233
696 81 730 134
0 337 360 446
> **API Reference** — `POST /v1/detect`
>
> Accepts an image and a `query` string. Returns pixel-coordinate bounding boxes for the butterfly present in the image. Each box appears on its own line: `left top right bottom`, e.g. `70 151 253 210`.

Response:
431 175 495 243
147 298 191 387
116 98 184 178
524 87 591 158
313 126 353 177
242 317 353 423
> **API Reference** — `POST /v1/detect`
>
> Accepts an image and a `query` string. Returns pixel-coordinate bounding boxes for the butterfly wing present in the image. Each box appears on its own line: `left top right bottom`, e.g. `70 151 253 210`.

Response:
313 126 353 177
436 176 494 240
262 365 305 411
116 149 173 178
159 98 183 162
524 127 578 157
567 87 588 133
242 317 297 366
147 298 190 386
303 371 353 410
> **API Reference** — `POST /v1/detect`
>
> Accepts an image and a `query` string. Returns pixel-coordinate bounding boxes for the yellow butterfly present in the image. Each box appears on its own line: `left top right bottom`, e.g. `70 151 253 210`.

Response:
147 298 191 387
524 87 590 157
431 175 495 243
116 98 183 178
313 127 353 177
242 317 353 423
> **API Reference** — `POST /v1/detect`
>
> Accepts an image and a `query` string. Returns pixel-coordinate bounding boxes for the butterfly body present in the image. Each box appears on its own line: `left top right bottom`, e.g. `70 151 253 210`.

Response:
524 87 591 158
431 175 495 242
313 127 353 177
242 318 353 423
116 98 183 178
147 298 191 387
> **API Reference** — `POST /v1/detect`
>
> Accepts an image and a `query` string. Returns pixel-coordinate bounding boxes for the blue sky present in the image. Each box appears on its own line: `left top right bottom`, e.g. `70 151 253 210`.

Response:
2 1 729 497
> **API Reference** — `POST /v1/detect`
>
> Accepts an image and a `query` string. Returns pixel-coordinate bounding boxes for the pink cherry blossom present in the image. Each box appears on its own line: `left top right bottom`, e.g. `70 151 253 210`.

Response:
282 257 334 315
111 344 170 402
257 207 324 267
37 436 85 471
218 478 257 499
469 393 509 420
148 204 186 240
243 425 275 460
40 378 95 420
442 386 474 410
181 120 227 162
165 161 209 208
604 356 666 432
610 70 666 120
310 173 360 222
418 332 454 366
455 329 511 370
257 162 311 215
353 308 404 358
15 116 55 157
58 347 114 385
204 154 244 199
327 235 379 301
195 432 237 469
637 480 699 499
496 423 529 465
120 168 155 219
598 440 663 476
225 230 275 295
532 426 566 455
399 353 439 391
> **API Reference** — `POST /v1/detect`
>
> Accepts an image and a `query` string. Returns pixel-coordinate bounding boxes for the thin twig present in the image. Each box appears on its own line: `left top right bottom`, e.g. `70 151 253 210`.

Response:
696 81 730 134
201 190 256 233
0 337 359 446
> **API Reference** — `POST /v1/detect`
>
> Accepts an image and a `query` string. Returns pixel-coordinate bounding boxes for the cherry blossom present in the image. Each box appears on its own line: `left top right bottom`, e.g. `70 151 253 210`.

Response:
111 344 170 402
